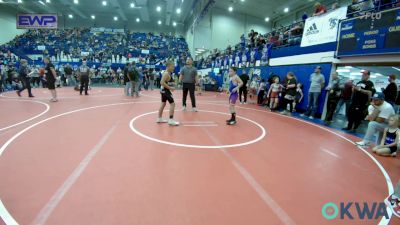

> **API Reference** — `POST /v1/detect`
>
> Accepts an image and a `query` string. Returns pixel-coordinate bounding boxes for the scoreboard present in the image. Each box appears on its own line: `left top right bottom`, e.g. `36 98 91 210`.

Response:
336 8 400 57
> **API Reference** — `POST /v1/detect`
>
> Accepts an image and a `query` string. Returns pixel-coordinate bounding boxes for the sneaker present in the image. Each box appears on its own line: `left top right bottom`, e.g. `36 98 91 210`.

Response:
50 99 58 102
226 118 233 123
391 152 397 157
227 120 237 125
309 116 314 119
192 107 198 112
168 119 180 126
384 194 400 218
182 106 187 111
156 118 168 123
355 141 370 147
28 95 34 98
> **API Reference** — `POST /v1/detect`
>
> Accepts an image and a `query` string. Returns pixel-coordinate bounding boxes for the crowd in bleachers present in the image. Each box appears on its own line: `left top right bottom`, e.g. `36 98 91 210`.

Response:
197 0 400 69
2 28 190 65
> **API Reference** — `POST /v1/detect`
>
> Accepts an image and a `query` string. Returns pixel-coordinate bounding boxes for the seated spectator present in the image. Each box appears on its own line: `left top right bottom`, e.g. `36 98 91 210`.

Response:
287 22 304 45
302 12 308 21
373 114 399 157
356 93 395 147
313 2 327 16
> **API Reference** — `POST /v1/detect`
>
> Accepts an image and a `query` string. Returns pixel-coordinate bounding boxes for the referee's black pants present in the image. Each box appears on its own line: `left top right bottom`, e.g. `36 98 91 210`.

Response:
80 75 89 95
182 83 196 108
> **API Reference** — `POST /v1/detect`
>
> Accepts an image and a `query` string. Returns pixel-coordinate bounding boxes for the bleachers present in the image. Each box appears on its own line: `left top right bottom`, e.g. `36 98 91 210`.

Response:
1 28 190 65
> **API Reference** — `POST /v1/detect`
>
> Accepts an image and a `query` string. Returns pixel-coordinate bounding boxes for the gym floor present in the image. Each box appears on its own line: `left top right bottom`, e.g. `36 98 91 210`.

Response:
0 87 399 225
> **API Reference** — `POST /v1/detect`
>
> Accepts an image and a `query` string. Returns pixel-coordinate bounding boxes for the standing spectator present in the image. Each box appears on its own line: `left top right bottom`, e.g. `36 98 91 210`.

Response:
313 2 328 16
257 79 266 105
239 72 249 104
343 70 375 132
29 66 40 88
324 72 342 124
128 63 140 97
44 57 58 102
16 59 34 97
336 79 354 115
281 72 297 116
123 63 131 96
302 66 325 119
179 58 198 112
64 64 74 86
356 92 395 146
382 74 398 106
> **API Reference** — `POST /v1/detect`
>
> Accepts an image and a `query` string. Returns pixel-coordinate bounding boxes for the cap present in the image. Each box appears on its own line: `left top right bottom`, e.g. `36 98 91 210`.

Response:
361 70 370 75
371 92 385 100
315 66 322 70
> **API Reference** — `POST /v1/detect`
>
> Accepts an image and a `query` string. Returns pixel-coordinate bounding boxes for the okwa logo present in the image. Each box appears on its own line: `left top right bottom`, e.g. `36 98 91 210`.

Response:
306 23 319 35
322 202 389 220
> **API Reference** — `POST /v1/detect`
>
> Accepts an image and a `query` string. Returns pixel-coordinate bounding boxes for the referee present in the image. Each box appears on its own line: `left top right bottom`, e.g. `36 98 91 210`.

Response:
78 59 90 95
179 58 198 112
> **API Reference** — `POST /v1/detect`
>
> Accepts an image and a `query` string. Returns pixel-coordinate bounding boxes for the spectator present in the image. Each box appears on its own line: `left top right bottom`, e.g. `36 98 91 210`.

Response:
257 79 266 105
239 72 249 104
343 70 375 132
281 72 298 116
372 114 399 157
301 66 325 119
356 92 395 147
302 12 308 22
324 72 342 124
382 74 398 106
336 79 353 115
16 59 34 98
313 2 328 16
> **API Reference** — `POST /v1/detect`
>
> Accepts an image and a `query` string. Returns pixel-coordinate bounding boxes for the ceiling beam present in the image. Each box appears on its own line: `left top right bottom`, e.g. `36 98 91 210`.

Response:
112 0 127 21
136 0 150 22
59 0 88 19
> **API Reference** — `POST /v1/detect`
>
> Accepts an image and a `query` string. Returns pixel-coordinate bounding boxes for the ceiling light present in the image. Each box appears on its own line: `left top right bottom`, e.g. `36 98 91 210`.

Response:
113 16 118 21
38 0 45 5
228 6 233 12
265 17 269 22
68 14 73 19
0 0 3 3
158 20 162 25
336 69 350 73
173 22 177 27
176 8 181 14
156 6 161 12
284 7 289 13
130 2 135 8
17 0 22 3
136 18 140 22
73 0 78 4
102 1 107 6
91 15 95 19
241 0 245 2
46 0 50 2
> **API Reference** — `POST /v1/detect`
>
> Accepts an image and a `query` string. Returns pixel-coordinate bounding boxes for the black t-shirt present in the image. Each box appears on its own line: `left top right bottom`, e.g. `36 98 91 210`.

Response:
239 74 249 87
352 80 375 106
64 66 73 75
383 83 398 103
45 63 56 82
286 78 297 96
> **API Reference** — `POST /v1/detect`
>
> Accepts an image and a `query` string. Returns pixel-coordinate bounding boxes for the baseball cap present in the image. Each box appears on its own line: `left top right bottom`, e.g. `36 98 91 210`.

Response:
371 92 385 100
361 70 370 75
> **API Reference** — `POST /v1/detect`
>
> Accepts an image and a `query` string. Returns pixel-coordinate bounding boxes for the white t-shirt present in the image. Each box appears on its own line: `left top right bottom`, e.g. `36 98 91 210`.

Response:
368 101 395 120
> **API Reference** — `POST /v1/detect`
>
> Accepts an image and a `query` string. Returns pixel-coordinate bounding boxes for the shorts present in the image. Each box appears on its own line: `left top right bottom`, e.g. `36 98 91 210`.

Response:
270 91 279 98
161 89 174 103
47 80 56 90
229 92 238 104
